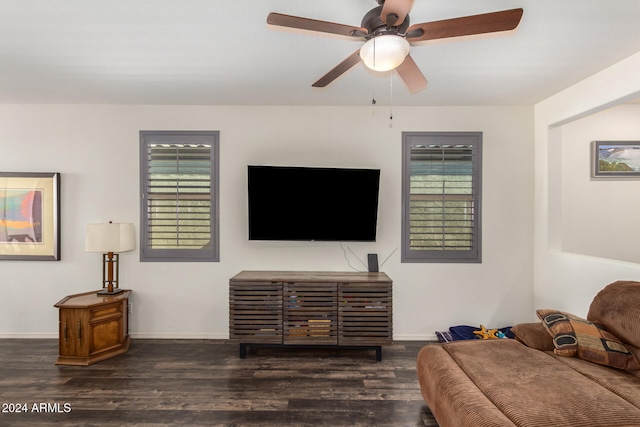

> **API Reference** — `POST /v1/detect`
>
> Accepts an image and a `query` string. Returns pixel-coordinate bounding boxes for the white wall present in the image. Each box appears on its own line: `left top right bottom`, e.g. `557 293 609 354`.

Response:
534 52 640 317
0 104 533 340
561 104 640 264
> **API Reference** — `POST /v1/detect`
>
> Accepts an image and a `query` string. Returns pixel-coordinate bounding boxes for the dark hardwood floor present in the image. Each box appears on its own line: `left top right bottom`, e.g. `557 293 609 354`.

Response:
0 339 438 427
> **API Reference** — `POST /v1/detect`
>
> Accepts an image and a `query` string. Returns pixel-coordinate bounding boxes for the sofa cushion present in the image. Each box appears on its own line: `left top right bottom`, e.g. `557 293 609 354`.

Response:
417 343 517 427
511 322 555 351
429 339 640 426
588 280 640 348
537 309 640 371
548 351 640 409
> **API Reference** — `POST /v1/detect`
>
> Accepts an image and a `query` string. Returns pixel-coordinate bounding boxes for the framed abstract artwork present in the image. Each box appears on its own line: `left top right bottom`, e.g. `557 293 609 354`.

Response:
0 172 61 260
593 141 640 178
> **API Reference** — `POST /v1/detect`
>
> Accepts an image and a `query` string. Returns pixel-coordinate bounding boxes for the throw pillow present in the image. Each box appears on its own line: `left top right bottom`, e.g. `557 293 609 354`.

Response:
511 322 555 351
536 309 640 371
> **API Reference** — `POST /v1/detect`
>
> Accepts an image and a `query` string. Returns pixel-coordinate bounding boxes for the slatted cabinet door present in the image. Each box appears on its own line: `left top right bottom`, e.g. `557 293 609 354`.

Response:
338 282 393 346
229 282 283 344
283 282 338 345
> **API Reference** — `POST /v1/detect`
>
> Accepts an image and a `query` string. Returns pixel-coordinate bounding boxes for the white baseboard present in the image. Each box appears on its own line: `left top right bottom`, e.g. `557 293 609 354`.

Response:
0 332 57 339
393 334 438 341
129 332 230 340
129 333 438 341
0 332 437 341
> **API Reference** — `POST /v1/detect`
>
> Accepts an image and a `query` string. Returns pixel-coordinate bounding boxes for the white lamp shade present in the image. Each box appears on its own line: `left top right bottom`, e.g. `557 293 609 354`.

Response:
86 222 135 253
360 35 411 72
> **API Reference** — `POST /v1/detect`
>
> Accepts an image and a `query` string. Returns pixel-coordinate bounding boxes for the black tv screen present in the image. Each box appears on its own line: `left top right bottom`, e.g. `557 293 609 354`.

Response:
248 165 380 241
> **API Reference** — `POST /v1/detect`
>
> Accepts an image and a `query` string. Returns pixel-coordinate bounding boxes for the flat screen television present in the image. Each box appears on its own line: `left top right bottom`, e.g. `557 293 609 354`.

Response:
248 165 380 242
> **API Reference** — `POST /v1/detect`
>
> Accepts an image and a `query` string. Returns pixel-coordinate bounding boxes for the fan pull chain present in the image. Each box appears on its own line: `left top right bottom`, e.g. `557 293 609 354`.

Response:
373 37 376 70
372 83 376 105
372 37 377 106
389 73 393 127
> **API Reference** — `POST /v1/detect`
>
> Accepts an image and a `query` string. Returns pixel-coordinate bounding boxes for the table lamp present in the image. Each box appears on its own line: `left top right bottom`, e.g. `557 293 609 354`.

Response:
86 222 135 295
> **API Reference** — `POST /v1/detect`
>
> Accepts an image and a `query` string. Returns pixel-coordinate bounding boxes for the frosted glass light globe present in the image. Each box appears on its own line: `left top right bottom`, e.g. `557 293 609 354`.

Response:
360 35 410 72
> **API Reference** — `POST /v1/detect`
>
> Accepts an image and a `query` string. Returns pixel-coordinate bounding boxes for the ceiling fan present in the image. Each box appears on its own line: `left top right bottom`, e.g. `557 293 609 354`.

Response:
267 0 523 94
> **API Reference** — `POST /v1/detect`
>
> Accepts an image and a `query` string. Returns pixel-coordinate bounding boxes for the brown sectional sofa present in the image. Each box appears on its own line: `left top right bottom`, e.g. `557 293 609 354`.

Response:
416 280 640 426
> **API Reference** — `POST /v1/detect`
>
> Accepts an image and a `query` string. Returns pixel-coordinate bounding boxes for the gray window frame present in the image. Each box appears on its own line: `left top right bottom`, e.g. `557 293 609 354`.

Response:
140 130 220 262
401 131 482 263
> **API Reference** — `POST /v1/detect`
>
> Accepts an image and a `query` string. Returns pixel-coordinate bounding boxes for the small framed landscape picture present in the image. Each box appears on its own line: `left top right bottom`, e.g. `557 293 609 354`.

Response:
592 141 640 178
0 172 61 260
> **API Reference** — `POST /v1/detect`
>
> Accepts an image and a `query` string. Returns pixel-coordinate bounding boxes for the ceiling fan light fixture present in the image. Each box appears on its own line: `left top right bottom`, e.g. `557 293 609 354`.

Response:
360 35 410 72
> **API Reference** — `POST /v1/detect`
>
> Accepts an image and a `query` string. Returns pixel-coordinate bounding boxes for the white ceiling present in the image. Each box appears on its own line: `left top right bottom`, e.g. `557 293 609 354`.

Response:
1 0 640 106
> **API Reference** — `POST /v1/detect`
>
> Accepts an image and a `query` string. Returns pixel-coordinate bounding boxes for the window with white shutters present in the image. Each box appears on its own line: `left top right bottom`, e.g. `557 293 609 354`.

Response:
140 131 219 262
401 132 482 263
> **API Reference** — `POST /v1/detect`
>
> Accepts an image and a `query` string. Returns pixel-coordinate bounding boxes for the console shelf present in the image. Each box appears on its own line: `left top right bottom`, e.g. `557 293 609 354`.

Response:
229 271 392 361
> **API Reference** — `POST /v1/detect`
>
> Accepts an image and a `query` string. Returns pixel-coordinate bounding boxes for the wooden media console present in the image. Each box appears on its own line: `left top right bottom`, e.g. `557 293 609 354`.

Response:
229 271 393 361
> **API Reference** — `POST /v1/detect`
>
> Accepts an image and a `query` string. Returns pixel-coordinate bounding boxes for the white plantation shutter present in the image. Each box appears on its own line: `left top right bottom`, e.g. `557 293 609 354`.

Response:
140 131 219 262
402 132 482 263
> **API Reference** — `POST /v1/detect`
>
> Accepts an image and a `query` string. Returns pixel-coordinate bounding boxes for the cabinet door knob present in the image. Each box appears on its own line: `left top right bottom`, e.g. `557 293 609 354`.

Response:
64 320 68 342
77 320 82 341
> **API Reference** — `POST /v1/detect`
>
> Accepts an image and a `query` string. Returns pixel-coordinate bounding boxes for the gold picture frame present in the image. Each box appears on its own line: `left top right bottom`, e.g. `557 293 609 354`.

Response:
0 172 61 260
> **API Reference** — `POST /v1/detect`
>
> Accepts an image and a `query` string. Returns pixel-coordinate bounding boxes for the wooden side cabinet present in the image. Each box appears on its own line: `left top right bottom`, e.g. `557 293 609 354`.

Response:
229 271 392 360
54 290 131 366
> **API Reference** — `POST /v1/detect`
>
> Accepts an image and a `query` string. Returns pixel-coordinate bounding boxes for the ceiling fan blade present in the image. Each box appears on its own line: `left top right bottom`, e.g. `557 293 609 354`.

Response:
406 8 523 42
395 54 427 94
267 12 367 37
312 50 362 88
381 0 415 27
